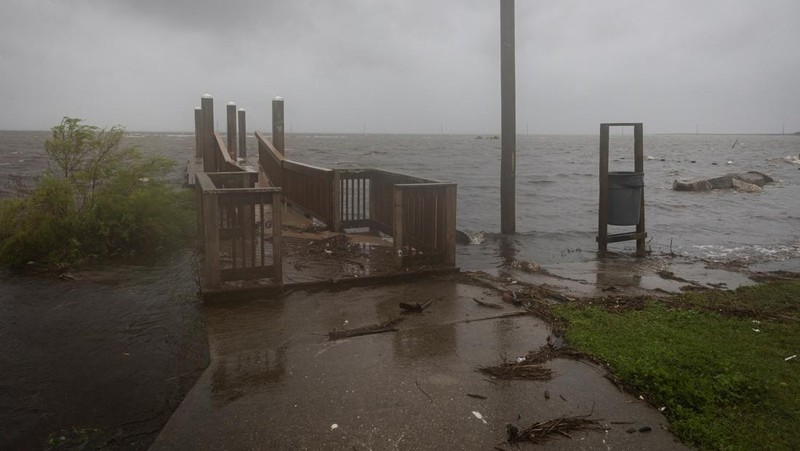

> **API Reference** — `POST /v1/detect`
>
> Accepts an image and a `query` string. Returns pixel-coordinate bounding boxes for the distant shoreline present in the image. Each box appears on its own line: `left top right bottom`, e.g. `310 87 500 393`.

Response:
1 130 799 136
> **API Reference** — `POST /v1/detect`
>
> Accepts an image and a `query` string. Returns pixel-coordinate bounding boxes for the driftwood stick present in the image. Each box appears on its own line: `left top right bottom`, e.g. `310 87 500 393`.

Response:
473 297 503 309
328 318 403 340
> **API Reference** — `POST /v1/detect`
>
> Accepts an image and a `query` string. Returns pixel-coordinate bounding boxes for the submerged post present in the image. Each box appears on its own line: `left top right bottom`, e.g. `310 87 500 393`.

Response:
238 108 247 159
201 94 215 172
272 96 285 155
500 0 516 234
194 107 202 158
226 102 237 160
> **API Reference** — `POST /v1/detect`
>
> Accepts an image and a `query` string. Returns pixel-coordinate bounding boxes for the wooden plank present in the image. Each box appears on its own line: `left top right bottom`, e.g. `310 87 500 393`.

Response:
444 185 457 267
393 187 404 268
194 107 202 158
203 191 220 288
595 232 647 244
332 170 342 231
283 159 333 176
272 192 283 284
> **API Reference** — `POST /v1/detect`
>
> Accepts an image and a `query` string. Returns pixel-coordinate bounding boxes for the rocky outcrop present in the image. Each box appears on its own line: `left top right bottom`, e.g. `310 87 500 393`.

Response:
673 171 773 192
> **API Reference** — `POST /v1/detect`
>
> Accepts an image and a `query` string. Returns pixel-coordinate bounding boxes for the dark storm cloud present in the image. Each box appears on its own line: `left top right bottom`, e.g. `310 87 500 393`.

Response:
1 0 798 133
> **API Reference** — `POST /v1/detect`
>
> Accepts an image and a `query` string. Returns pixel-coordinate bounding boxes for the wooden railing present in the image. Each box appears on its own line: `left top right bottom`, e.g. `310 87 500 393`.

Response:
256 131 283 187
256 140 457 269
393 183 456 267
196 172 282 289
282 160 337 226
205 132 247 173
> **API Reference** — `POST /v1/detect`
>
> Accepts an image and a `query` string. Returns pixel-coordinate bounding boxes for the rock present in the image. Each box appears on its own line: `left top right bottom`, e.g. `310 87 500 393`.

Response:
733 171 773 187
673 179 713 191
673 171 773 192
455 229 471 245
732 178 763 193
707 176 733 189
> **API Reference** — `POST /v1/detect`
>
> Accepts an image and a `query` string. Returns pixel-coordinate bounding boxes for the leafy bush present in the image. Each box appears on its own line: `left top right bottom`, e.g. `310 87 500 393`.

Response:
0 117 195 269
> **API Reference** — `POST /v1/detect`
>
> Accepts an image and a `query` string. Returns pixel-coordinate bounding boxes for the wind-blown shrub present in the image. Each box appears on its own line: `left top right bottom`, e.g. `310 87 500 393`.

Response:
0 117 194 269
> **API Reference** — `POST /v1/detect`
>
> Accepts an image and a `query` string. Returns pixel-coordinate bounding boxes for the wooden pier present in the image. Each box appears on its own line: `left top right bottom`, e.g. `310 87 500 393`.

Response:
190 95 458 301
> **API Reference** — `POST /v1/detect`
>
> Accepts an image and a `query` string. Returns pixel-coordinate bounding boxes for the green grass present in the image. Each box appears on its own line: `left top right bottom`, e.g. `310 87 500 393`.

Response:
554 280 800 450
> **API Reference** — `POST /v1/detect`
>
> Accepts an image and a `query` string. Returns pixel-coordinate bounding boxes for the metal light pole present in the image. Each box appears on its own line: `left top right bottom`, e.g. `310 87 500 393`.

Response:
500 0 516 234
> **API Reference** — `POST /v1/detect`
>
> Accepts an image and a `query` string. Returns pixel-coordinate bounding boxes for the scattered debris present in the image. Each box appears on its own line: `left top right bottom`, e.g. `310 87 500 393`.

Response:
330 423 338 431
472 411 488 424
472 297 503 309
639 426 652 433
399 299 433 314
786 354 797 361
502 291 522 306
467 393 487 400
509 259 542 273
478 359 553 381
506 414 606 444
544 390 550 399
328 318 403 340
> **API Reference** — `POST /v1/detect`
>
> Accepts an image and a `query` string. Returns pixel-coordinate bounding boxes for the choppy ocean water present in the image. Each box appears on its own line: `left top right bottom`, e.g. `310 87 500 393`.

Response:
1 130 799 270
0 129 798 447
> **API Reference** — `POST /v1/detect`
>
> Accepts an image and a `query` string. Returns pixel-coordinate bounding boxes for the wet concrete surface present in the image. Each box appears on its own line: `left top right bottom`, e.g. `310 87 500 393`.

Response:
153 280 686 450
506 255 758 299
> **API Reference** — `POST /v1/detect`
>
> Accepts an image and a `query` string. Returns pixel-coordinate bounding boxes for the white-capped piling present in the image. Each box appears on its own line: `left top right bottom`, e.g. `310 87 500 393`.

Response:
194 107 202 158
201 94 215 172
238 108 247 159
272 96 285 155
227 102 237 160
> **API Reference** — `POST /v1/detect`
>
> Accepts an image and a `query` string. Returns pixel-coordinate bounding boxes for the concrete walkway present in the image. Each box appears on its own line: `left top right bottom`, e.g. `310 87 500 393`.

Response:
152 274 691 450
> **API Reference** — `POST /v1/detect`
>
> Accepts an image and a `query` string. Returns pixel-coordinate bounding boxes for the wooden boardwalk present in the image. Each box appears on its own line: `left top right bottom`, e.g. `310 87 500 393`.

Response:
191 95 458 301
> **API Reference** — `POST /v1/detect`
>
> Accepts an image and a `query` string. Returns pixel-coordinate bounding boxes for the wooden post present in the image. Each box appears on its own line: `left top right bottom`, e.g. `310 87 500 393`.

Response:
500 0 516 234
596 123 646 256
332 170 342 231
393 186 404 268
238 108 247 159
272 191 283 285
444 185 457 267
201 94 215 172
597 124 610 254
203 190 220 288
634 123 646 256
194 107 202 158
272 96 285 156
226 102 237 160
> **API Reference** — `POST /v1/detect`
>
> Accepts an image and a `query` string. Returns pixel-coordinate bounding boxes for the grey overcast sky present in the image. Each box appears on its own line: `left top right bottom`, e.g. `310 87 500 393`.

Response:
1 0 799 134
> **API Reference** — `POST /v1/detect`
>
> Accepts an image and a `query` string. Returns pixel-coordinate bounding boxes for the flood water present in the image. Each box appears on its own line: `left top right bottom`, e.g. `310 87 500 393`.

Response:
0 130 798 448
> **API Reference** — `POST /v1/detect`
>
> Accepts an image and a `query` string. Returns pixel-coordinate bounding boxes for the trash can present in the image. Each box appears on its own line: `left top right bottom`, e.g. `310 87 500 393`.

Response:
608 171 644 225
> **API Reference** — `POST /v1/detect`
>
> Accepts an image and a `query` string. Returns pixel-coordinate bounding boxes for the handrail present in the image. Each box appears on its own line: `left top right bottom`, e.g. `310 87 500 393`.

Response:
255 134 457 269
196 171 282 289
213 132 249 173
256 131 284 187
281 158 336 226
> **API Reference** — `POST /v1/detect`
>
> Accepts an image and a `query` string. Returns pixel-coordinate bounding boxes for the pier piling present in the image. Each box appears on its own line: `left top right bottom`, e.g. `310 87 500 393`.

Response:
226 102 237 160
272 96 285 155
238 108 247 159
